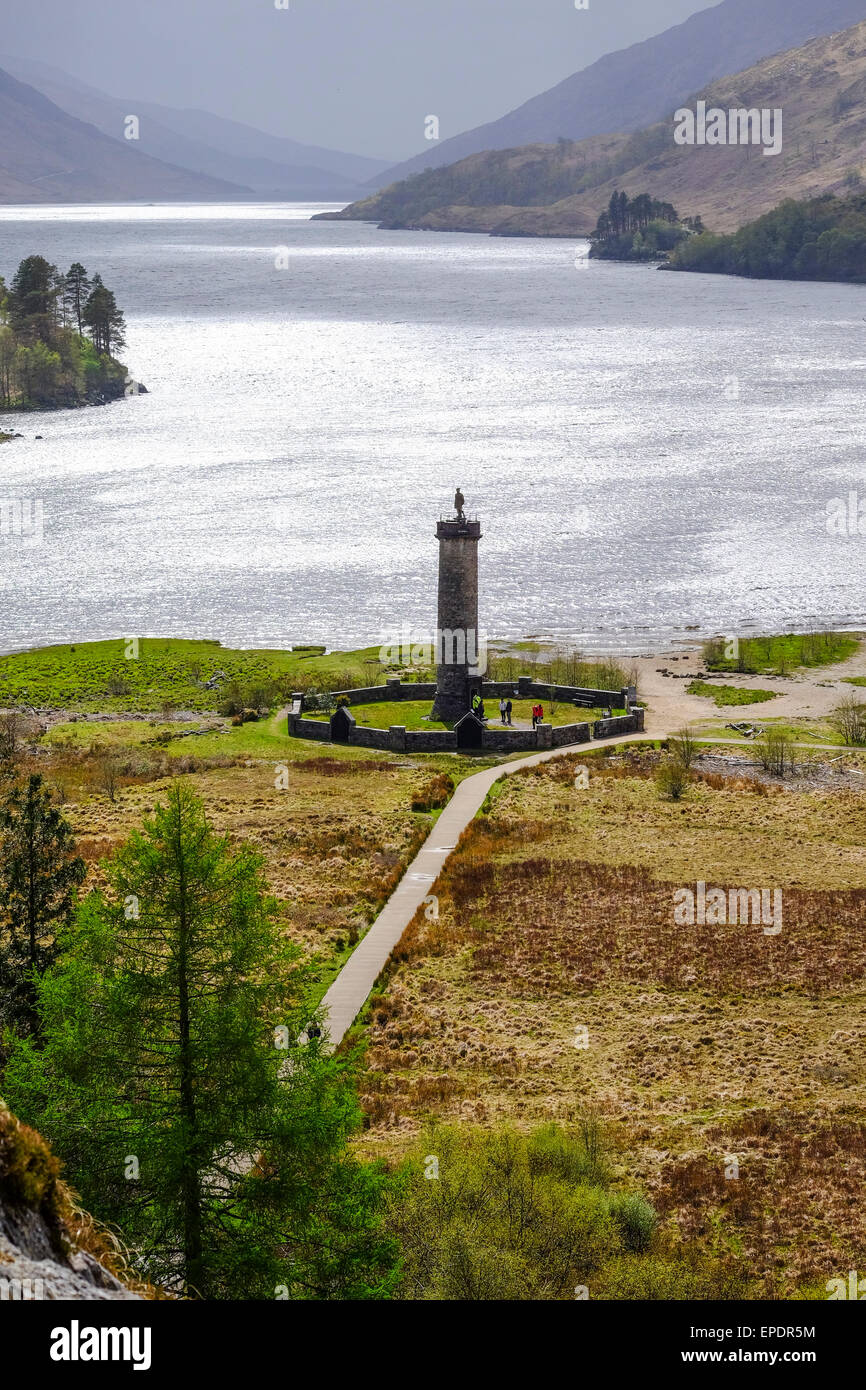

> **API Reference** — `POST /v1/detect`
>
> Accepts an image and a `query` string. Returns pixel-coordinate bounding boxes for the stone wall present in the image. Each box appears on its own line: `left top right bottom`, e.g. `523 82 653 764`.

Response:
592 708 645 739
480 727 538 753
327 676 630 709
347 726 393 750
331 681 438 704
287 715 331 741
552 722 592 747
406 728 458 752
287 684 644 753
515 677 631 707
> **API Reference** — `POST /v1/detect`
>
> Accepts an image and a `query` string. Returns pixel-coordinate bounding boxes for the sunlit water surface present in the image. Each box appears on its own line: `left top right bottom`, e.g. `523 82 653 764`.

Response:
1 202 864 655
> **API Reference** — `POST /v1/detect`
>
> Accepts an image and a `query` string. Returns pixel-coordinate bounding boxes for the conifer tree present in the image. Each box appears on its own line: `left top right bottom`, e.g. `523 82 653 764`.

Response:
0 774 85 1038
4 783 397 1300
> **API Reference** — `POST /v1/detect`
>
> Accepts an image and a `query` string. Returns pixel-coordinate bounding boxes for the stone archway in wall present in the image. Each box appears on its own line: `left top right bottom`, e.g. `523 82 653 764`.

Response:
455 711 484 749
330 706 355 744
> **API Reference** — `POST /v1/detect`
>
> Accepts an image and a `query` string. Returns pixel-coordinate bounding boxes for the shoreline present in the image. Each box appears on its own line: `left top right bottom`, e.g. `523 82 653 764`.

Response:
1 625 863 663
1 631 863 735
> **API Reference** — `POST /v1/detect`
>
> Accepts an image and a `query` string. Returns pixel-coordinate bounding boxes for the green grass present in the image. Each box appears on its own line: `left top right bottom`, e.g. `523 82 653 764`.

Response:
703 631 858 675
43 718 184 749
306 699 625 730
687 681 778 708
0 638 396 713
843 677 866 688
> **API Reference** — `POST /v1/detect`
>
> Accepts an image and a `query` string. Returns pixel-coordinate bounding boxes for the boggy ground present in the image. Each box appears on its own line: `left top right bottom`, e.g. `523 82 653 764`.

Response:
10 739 442 1002
356 749 866 1297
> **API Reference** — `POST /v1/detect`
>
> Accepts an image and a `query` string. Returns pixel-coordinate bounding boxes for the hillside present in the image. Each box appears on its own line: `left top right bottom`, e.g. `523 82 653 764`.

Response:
371 0 866 188
1 54 393 200
321 19 866 238
0 67 250 204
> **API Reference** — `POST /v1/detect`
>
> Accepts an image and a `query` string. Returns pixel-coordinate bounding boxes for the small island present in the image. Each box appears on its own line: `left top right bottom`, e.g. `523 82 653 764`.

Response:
0 255 142 414
589 191 703 263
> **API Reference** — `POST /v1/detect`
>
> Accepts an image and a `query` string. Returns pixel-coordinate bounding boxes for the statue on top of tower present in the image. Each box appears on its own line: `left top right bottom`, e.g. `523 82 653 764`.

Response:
454 487 466 522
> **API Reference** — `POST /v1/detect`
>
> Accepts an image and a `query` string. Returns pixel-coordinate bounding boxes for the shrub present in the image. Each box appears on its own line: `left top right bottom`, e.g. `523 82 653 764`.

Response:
388 1123 620 1300
387 1121 739 1300
592 1252 748 1300
607 1191 657 1252
669 726 697 770
755 727 796 776
0 711 20 766
411 773 454 812
656 756 689 800
830 693 866 746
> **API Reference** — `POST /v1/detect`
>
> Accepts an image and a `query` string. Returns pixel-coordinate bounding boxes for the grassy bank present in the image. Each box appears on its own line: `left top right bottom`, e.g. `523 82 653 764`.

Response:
703 631 857 675
0 638 395 713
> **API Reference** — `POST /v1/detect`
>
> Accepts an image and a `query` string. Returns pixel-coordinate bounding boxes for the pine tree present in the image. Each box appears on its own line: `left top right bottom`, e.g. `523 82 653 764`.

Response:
0 775 85 1038
4 783 397 1300
6 256 60 344
64 263 91 337
82 274 126 356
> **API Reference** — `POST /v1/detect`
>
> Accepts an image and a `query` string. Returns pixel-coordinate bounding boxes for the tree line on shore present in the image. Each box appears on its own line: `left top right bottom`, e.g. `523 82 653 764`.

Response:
590 190 703 261
669 191 866 281
0 256 128 410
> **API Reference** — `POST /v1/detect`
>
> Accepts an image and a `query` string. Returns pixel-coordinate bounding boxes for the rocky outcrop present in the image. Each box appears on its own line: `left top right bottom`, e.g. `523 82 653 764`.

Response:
0 1102 142 1301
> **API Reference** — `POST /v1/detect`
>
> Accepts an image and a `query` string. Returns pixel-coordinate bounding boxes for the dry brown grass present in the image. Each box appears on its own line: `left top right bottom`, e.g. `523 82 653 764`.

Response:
12 745 433 970
356 758 866 1296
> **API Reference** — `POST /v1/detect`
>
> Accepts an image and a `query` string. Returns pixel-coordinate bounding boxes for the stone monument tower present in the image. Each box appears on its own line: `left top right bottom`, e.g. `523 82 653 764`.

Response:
431 489 483 722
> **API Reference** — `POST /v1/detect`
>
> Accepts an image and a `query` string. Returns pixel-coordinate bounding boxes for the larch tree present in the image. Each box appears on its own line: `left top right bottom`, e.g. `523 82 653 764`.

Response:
4 782 397 1300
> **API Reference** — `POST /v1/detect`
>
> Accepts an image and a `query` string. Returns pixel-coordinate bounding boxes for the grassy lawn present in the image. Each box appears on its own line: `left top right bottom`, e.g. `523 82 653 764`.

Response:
703 631 859 675
306 698 625 730
0 638 395 713
687 680 778 707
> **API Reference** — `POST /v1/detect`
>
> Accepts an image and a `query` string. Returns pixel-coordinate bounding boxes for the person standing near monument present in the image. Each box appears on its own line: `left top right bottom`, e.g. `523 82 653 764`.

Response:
505 698 513 726
499 697 507 724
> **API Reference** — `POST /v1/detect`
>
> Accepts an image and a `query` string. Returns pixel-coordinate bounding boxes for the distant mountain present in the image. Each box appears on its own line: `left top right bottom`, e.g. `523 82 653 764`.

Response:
320 18 866 237
0 66 250 203
371 0 866 189
2 54 394 200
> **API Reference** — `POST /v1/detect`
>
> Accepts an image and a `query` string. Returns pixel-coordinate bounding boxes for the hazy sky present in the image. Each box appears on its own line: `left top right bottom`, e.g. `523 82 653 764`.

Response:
3 0 717 158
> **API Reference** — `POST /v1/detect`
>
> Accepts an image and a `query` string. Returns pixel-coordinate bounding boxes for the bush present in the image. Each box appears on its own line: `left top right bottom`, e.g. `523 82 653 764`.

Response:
669 726 697 770
592 1252 748 1300
656 756 689 800
387 1122 740 1300
410 773 454 812
755 728 796 776
388 1123 621 1300
830 693 866 746
607 1191 657 1253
